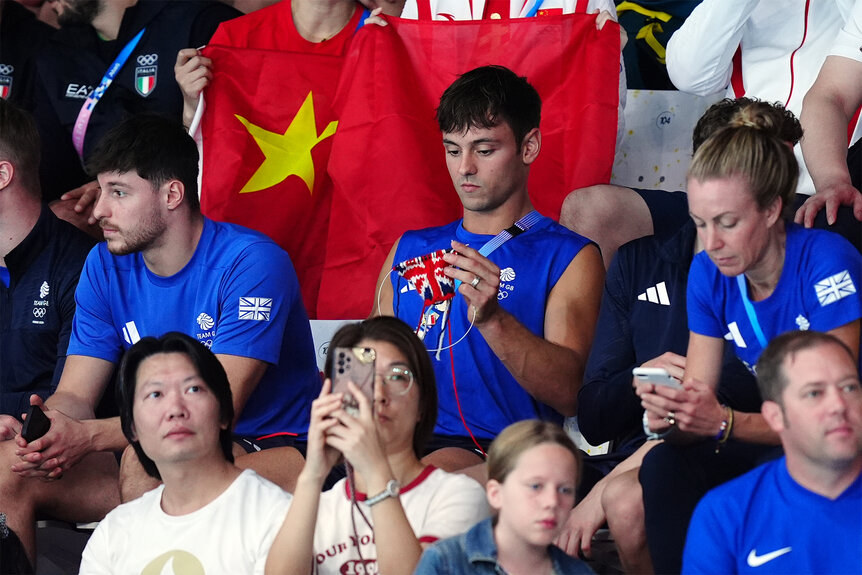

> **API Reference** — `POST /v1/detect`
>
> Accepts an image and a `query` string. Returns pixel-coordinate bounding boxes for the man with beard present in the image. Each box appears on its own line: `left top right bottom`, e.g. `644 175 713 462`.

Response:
32 0 239 202
0 115 318 570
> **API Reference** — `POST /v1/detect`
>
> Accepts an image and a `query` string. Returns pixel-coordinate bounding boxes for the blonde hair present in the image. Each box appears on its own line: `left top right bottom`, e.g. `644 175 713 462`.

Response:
688 102 799 219
487 420 581 486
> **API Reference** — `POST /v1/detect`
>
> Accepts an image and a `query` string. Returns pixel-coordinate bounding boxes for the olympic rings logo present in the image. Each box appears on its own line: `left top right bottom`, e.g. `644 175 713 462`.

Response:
32 308 46 318
0 64 14 76
136 54 158 66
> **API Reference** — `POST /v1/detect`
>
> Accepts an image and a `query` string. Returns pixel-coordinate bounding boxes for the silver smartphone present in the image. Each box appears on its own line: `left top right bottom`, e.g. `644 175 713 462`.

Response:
332 347 376 416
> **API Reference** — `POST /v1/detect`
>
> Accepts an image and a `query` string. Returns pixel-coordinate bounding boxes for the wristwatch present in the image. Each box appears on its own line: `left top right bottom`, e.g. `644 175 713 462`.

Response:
365 479 401 507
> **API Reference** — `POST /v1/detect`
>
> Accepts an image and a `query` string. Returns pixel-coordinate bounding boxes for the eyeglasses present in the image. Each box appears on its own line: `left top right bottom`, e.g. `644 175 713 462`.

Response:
376 366 414 396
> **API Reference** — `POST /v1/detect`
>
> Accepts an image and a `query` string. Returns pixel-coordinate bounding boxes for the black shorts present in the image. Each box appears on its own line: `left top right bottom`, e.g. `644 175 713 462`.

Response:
633 188 690 239
234 432 299 454
423 434 493 459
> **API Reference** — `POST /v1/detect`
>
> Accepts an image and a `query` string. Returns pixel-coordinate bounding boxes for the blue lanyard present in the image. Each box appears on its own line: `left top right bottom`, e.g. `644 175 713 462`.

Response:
736 274 769 349
72 28 146 159
453 210 543 290
524 0 548 18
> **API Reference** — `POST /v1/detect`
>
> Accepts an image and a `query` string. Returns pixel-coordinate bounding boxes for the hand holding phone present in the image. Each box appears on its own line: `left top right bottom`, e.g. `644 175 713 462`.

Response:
21 405 51 442
633 367 682 389
332 347 376 416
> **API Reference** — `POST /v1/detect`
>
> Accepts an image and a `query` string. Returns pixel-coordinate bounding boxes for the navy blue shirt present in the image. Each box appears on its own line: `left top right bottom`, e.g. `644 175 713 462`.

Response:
0 205 95 416
32 0 240 200
578 221 760 450
0 1 54 112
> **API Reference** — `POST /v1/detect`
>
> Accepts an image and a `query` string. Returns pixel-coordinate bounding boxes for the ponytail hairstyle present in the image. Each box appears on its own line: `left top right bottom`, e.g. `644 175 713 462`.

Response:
688 101 800 220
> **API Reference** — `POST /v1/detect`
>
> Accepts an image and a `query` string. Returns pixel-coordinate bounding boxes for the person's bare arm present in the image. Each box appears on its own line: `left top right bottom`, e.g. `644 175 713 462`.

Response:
681 331 724 391
326 384 425 575
639 332 781 445
799 55 862 226
266 384 342 575
445 242 604 416
370 237 401 318
13 356 123 478
640 378 780 445
556 439 658 558
667 320 860 442
214 354 268 426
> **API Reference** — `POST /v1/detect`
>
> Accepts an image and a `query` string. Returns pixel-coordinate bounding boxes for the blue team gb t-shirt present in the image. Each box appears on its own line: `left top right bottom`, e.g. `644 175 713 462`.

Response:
68 218 319 438
687 224 861 373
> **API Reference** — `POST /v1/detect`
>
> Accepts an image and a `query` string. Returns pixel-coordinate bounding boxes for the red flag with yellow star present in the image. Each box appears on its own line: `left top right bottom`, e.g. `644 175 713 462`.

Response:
199 45 343 318
319 14 619 319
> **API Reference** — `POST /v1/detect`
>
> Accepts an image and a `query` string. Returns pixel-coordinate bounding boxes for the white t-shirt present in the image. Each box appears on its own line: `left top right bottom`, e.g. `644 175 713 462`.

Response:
79 469 292 575
312 466 490 575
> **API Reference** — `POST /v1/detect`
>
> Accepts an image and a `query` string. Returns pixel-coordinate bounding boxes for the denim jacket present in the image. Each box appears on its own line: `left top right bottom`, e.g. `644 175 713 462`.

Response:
414 518 595 575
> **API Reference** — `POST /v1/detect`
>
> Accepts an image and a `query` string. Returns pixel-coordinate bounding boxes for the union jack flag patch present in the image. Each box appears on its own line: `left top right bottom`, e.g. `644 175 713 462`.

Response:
238 297 272 321
814 270 856 306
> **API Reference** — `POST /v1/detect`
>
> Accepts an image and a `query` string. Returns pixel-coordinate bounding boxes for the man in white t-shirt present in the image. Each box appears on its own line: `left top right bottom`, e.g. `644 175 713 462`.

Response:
79 332 291 574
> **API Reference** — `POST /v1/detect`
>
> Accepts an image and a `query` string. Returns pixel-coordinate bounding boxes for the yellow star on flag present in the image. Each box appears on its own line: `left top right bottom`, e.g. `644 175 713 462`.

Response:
235 91 338 195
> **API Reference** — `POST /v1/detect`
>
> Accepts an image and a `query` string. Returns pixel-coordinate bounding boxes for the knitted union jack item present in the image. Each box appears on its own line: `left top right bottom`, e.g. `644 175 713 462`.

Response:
393 248 457 350
393 248 456 307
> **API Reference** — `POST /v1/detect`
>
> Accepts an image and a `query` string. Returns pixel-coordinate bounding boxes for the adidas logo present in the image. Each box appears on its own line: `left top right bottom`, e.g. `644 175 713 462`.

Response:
122 321 141 345
723 321 747 348
637 281 670 306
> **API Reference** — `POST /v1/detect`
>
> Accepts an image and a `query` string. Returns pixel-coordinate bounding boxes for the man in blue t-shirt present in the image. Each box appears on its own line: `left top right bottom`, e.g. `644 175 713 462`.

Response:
683 330 862 574
373 65 604 475
0 115 318 566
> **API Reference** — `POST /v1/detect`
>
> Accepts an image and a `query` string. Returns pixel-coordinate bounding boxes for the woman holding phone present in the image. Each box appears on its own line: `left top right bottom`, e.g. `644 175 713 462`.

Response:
637 101 862 574
641 101 861 445
265 316 488 575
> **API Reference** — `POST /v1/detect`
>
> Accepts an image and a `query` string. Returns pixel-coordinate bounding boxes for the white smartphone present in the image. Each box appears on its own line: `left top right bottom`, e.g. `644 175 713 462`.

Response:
632 367 682 389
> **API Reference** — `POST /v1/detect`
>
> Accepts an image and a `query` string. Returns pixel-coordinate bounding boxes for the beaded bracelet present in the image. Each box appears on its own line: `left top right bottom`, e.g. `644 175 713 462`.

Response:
714 405 734 453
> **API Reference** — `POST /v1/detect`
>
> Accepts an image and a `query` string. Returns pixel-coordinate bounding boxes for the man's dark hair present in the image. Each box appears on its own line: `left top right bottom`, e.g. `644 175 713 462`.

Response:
324 316 438 458
436 65 541 148
86 114 200 211
0 98 41 196
757 330 856 406
692 97 803 153
117 332 235 480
